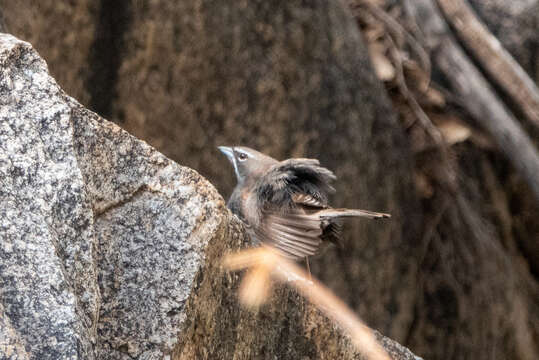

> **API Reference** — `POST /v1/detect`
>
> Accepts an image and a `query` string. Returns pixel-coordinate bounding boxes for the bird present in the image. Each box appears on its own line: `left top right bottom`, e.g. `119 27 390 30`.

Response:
218 146 390 262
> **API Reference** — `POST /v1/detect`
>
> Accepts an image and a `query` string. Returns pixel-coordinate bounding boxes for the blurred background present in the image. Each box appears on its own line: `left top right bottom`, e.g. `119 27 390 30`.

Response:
1 0 537 359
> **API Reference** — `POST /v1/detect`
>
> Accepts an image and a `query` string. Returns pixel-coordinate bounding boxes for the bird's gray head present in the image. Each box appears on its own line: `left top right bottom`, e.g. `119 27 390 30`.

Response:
218 146 277 184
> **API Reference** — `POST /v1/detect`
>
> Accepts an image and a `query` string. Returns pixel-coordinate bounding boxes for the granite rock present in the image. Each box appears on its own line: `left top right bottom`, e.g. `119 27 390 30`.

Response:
0 33 420 360
0 32 228 359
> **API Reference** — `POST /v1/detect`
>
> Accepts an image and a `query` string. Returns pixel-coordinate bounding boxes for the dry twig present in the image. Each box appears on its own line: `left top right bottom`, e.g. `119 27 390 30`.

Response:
437 0 539 130
351 1 445 146
404 0 539 203
223 247 391 360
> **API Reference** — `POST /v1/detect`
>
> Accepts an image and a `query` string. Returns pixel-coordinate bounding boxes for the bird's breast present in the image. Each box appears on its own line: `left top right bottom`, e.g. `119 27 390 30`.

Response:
240 188 261 227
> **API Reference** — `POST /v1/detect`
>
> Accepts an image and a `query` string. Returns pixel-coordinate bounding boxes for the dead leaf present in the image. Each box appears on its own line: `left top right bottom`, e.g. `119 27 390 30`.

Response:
369 43 395 81
414 171 434 198
422 87 446 108
403 59 430 93
471 131 495 149
437 117 472 145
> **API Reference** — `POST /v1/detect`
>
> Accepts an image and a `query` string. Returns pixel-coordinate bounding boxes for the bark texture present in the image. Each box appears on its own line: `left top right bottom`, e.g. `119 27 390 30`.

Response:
436 0 539 129
401 1 539 359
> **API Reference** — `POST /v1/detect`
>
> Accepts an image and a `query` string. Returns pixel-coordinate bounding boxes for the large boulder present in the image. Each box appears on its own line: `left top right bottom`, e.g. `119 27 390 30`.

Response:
0 33 421 360
0 32 229 359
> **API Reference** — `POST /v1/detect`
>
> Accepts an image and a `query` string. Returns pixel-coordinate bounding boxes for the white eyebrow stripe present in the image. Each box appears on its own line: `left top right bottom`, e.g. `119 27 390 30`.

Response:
232 158 240 179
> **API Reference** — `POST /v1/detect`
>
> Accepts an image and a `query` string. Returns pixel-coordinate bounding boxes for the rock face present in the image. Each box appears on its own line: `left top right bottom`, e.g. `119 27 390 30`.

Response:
0 33 420 360
0 32 229 359
1 33 99 358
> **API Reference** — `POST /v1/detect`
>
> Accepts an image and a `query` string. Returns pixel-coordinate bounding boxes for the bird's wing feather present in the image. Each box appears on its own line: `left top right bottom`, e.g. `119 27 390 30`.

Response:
254 158 336 209
249 158 390 259
249 158 337 259
292 193 327 208
256 210 322 259
255 207 390 260
318 208 391 219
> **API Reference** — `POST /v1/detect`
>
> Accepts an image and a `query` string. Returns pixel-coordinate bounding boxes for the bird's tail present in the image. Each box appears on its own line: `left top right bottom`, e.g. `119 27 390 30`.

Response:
318 208 391 220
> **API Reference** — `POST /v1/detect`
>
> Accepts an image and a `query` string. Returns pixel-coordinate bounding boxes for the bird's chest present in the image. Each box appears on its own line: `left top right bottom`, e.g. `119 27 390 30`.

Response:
240 189 261 227
227 187 244 218
227 186 257 222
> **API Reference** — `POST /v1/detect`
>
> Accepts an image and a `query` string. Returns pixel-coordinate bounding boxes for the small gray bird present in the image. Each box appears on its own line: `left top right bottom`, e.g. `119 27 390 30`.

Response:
218 146 390 261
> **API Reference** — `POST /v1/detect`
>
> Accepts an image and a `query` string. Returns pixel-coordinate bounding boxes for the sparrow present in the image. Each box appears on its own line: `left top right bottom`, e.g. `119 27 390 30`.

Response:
218 146 390 261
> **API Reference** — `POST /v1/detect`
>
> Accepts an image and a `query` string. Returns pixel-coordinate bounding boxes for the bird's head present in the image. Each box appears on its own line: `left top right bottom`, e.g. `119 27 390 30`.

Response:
218 146 277 184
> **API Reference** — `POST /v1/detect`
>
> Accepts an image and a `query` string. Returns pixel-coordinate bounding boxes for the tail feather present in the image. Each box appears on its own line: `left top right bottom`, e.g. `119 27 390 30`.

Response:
318 208 391 220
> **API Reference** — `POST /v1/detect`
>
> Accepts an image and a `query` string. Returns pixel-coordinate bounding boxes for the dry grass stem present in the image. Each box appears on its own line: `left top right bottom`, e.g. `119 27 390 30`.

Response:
223 247 391 360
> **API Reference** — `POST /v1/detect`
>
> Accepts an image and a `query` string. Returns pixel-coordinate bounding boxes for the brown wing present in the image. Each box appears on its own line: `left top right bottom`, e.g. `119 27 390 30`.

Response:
245 158 335 259
255 205 391 260
257 207 323 260
318 208 391 219
254 158 336 210
250 158 390 259
253 191 329 259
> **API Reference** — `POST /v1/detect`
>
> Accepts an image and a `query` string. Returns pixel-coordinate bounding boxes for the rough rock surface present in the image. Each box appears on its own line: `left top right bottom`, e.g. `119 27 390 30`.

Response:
0 33 420 360
0 32 227 359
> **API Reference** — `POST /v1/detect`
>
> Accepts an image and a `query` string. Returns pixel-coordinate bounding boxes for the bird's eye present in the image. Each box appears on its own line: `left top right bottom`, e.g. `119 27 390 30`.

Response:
237 152 248 161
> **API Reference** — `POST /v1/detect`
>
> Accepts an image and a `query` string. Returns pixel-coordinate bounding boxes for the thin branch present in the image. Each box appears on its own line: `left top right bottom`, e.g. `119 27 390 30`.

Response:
351 1 444 145
404 0 539 203
354 1 432 84
385 33 444 145
437 0 539 130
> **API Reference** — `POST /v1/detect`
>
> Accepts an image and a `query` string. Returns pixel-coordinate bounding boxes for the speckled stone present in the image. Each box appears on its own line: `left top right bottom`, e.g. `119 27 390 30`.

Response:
1 33 98 359
0 33 228 359
0 33 421 360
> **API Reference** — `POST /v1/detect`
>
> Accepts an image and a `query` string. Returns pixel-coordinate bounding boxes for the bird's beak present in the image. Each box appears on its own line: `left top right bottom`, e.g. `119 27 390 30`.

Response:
218 146 234 162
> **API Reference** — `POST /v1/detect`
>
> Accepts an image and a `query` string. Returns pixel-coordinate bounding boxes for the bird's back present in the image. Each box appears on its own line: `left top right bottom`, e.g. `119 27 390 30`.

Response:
240 158 339 259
